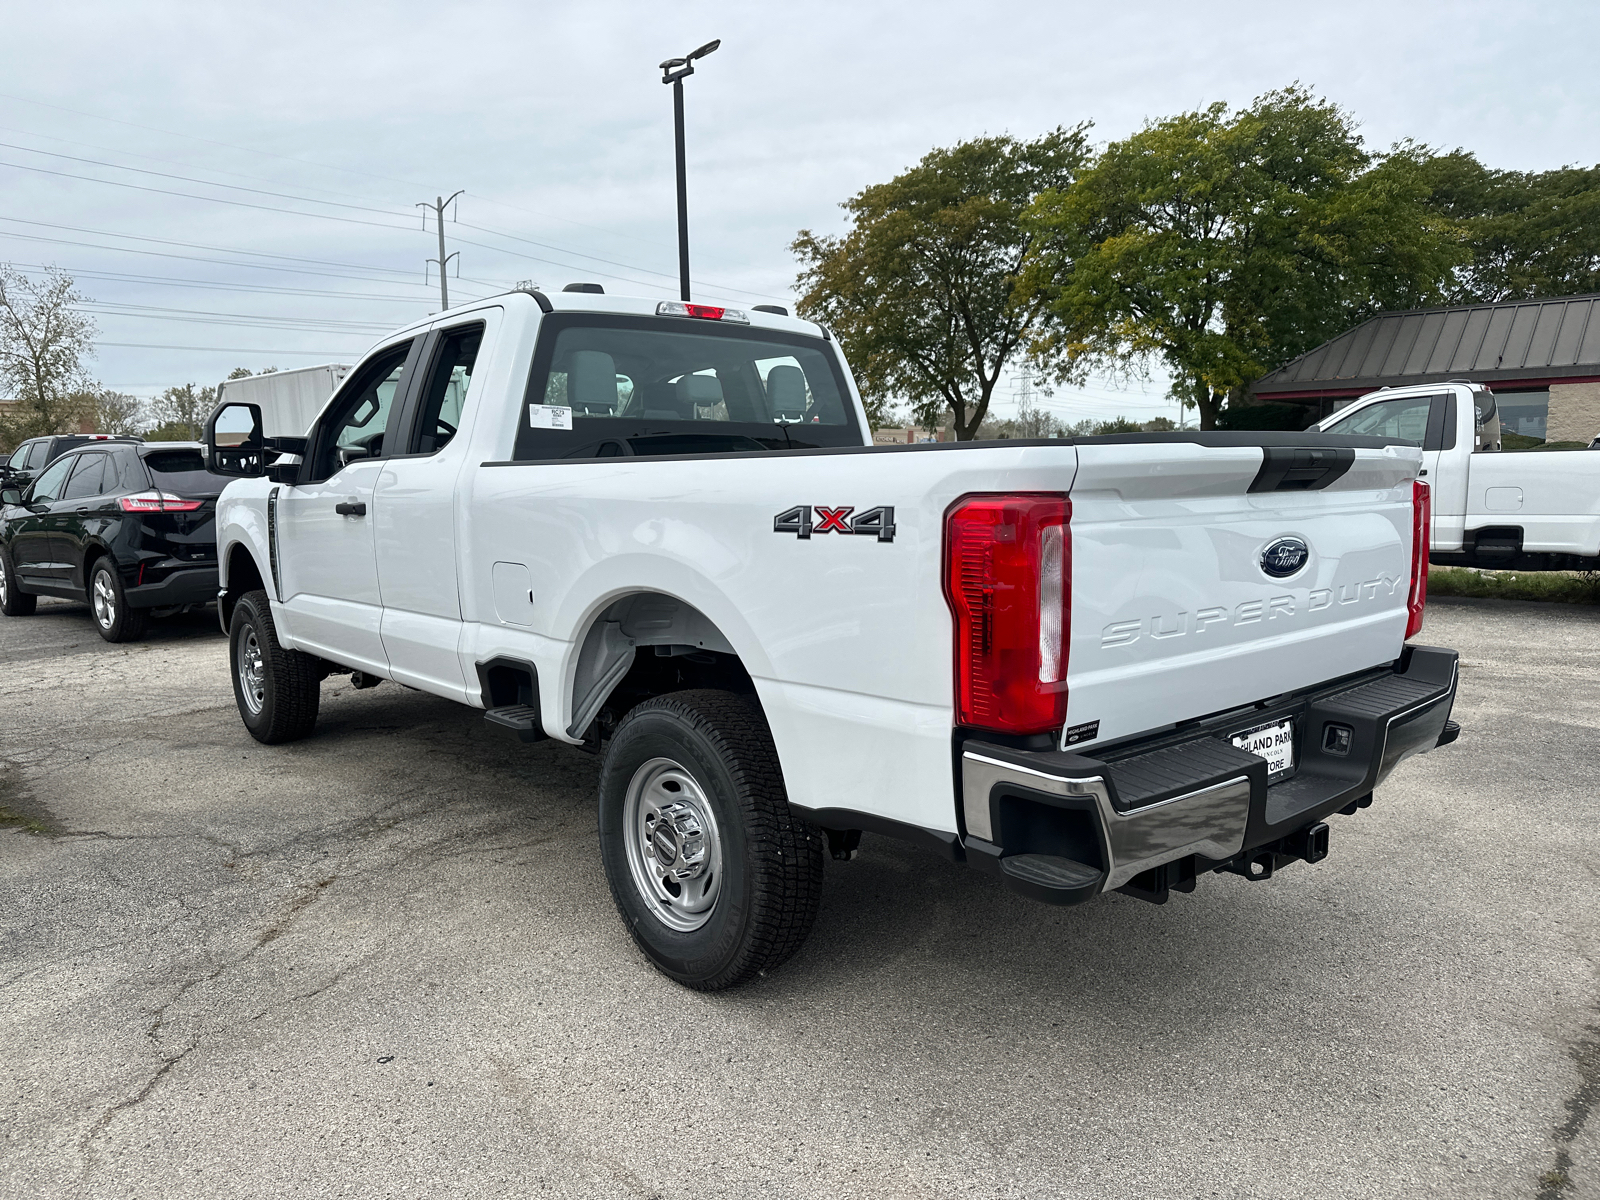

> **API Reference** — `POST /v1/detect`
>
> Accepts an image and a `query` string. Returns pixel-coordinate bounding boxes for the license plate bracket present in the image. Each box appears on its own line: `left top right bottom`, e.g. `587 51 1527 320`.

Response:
1232 716 1296 780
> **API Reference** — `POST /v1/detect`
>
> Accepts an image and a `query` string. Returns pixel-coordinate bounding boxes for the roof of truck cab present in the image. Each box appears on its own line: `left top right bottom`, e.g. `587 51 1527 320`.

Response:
368 289 828 347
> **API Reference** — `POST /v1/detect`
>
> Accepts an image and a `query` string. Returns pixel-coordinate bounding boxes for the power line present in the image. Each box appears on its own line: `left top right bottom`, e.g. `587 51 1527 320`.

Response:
3 118 780 300
456 219 785 302
0 140 417 219
0 123 421 214
0 216 440 281
79 302 394 333
0 90 433 195
0 114 781 304
98 341 360 355
0 158 419 233
0 91 706 265
4 261 465 304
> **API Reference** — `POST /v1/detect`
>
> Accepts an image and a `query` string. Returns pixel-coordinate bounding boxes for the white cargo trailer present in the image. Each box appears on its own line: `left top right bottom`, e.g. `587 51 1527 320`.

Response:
216 364 352 440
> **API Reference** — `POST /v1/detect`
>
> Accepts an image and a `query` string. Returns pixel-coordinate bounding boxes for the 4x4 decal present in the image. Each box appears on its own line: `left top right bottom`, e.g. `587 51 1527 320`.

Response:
773 505 896 543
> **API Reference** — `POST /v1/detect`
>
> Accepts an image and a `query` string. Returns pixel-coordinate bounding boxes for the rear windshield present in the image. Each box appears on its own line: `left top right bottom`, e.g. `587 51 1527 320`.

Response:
514 314 861 460
141 448 228 497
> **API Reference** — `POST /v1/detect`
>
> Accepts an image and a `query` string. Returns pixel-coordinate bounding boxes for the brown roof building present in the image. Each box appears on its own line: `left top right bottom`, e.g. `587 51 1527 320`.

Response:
1254 294 1600 446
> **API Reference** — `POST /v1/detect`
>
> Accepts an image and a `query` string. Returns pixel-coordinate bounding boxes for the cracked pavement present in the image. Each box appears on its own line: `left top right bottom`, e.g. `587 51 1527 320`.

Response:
1 595 1596 1199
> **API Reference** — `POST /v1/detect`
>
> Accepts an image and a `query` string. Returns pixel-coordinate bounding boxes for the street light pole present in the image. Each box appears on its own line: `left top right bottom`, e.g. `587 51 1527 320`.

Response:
660 39 720 303
417 190 464 310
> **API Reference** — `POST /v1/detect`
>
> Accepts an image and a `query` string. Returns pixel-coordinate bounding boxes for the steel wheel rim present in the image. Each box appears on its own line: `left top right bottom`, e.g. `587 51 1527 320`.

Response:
91 571 116 629
237 626 266 715
622 756 724 932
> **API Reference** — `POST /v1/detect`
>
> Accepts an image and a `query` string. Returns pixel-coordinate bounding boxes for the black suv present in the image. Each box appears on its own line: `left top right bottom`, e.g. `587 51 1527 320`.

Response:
0 441 227 641
0 434 143 495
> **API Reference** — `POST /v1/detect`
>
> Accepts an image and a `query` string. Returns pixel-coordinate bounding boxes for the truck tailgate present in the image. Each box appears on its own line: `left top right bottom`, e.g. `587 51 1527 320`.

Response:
1065 440 1422 751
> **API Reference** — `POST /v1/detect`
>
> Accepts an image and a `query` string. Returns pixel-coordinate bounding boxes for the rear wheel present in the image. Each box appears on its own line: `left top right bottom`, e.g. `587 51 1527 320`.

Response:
0 549 37 617
598 689 824 990
230 589 320 744
89 559 146 643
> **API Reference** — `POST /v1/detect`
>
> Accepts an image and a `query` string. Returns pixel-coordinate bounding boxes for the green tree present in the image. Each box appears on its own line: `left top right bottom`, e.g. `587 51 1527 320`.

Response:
91 389 145 436
793 128 1091 439
1027 88 1461 429
0 265 97 449
1416 151 1600 302
147 382 215 441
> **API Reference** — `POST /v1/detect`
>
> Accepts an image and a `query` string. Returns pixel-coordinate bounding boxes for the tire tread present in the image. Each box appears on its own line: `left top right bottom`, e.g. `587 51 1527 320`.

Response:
603 689 824 990
233 589 320 743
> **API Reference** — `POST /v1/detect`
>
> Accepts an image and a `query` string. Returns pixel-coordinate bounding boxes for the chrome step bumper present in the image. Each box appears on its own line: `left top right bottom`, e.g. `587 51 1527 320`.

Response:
958 644 1460 905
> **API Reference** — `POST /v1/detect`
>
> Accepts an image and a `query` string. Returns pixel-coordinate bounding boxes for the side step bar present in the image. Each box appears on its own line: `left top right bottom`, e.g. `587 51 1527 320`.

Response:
485 704 543 742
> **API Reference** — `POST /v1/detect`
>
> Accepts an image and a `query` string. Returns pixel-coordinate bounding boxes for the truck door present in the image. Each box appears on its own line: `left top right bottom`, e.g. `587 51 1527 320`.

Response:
371 318 489 702
275 338 420 674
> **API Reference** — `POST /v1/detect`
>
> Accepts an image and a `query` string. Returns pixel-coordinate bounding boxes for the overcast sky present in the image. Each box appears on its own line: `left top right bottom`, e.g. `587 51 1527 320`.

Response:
3 1 1597 424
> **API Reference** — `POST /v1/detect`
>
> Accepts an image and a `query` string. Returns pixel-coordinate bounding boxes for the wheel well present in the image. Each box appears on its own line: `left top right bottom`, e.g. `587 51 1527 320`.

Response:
221 545 267 629
569 592 752 741
81 544 107 593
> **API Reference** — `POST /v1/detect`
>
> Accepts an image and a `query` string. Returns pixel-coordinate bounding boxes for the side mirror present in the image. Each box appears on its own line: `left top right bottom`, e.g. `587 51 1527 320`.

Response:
205 402 265 477
0 488 19 505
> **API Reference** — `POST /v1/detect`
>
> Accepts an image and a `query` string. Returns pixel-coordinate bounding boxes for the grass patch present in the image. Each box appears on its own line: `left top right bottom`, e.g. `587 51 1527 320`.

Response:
1499 433 1590 451
1430 565 1600 604
0 804 49 835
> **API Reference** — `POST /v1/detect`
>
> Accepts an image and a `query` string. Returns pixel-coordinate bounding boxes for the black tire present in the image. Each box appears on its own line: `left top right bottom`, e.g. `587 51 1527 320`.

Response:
598 689 824 990
229 589 321 744
0 548 36 617
89 558 146 643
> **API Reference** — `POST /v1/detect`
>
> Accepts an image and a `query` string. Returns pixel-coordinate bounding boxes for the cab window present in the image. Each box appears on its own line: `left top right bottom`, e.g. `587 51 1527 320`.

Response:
1325 395 1433 444
309 340 413 481
410 324 483 454
516 314 860 461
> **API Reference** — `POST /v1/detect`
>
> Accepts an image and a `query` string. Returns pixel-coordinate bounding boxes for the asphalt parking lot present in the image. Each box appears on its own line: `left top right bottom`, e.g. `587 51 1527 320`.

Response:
1 597 1596 1199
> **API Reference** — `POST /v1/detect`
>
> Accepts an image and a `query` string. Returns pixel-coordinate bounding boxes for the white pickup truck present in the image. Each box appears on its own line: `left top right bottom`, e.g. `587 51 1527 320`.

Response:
205 287 1460 990
1315 380 1600 570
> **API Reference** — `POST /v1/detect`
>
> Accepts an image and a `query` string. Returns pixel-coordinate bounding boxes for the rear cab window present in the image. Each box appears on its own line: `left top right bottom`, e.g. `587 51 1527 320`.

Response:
514 314 861 460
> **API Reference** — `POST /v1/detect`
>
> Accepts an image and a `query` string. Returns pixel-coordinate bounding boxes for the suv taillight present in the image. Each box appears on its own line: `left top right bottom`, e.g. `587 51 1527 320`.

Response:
944 494 1070 734
119 491 203 513
1406 478 1430 639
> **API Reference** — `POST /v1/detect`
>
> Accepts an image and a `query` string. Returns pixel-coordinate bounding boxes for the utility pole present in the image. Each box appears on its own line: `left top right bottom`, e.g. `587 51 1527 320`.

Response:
417 190 464 310
659 39 720 302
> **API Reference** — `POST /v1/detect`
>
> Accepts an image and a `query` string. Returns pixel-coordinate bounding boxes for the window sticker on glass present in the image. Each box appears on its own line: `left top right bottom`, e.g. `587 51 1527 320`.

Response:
530 404 573 430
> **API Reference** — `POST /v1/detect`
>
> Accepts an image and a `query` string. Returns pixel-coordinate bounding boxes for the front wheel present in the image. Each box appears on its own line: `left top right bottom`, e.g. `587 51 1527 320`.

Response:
229 589 321 743
0 549 37 617
598 689 824 990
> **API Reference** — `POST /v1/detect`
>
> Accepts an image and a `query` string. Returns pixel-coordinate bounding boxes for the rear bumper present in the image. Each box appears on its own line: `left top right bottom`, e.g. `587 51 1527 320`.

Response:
958 644 1460 905
126 565 219 609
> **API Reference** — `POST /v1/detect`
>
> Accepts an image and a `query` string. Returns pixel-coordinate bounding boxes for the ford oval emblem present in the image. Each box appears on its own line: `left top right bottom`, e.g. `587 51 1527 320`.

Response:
1261 537 1310 578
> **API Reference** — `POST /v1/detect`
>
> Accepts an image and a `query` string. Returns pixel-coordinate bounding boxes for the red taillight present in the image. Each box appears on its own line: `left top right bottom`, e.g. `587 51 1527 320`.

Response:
118 491 203 513
944 494 1071 734
1406 478 1430 639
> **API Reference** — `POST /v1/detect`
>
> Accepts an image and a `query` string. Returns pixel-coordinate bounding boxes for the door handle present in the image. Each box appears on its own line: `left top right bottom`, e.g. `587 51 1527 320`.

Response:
335 500 367 517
